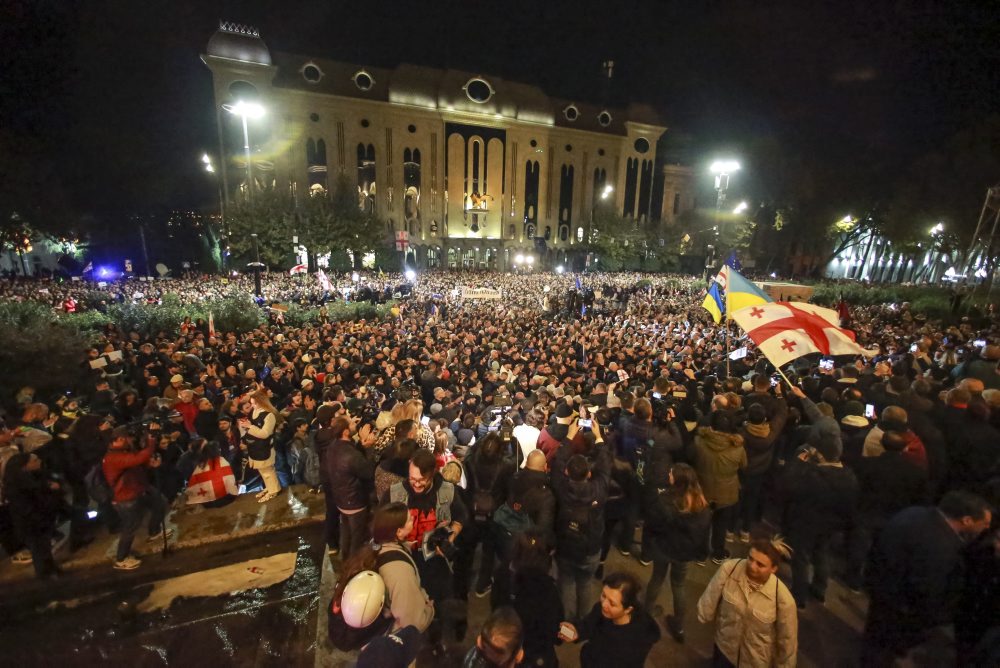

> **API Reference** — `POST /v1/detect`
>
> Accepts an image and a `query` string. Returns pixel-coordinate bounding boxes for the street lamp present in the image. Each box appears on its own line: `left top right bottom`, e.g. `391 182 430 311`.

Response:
600 184 614 200
732 201 748 215
223 100 265 201
709 159 740 280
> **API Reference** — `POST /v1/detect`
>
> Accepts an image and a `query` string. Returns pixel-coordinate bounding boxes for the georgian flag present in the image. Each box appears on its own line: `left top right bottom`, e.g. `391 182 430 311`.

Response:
316 268 333 292
730 301 878 368
289 264 307 275
185 457 238 505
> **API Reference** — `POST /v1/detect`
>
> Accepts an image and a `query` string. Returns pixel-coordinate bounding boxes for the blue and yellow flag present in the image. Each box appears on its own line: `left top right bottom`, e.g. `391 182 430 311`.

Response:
702 282 725 323
725 267 771 313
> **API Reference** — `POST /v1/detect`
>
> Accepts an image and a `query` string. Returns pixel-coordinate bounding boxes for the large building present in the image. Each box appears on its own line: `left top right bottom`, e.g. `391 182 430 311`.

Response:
202 22 694 270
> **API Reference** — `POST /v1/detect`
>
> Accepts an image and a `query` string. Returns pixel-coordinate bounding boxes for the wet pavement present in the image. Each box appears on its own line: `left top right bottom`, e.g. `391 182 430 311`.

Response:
3 525 324 667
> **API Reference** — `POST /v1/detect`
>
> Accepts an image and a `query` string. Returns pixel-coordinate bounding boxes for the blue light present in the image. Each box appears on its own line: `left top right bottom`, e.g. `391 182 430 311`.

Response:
98 267 111 277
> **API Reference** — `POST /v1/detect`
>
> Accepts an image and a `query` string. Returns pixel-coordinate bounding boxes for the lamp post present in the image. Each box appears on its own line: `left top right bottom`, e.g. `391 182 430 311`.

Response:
202 153 228 272
249 233 264 298
709 160 740 279
222 100 265 202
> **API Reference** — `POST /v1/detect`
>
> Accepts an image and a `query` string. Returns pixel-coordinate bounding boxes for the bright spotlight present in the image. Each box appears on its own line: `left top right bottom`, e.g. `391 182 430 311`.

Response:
351 271 360 282
556 265 565 274
710 160 741 174
514 254 525 264
202 154 211 164
733 201 748 214
231 100 265 119
404 269 416 281
525 256 534 264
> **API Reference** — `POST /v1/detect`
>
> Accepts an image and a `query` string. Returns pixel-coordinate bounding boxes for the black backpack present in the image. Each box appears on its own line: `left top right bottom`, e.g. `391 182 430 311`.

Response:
557 497 598 554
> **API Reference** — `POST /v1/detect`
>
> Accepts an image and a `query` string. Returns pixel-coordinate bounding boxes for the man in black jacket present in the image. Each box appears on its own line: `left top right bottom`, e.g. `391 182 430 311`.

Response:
552 420 612 622
778 431 859 609
845 429 929 590
862 491 993 667
323 415 376 558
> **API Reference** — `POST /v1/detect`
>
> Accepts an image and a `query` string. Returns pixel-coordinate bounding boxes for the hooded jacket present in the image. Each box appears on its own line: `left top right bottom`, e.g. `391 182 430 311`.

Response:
552 440 612 560
693 427 747 507
739 399 789 476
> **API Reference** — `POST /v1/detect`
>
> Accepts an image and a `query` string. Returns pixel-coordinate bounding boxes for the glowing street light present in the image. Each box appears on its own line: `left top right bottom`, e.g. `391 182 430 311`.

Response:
929 222 944 236
404 269 416 282
732 201 748 215
600 184 614 200
555 265 565 274
710 160 741 175
525 255 535 264
514 253 525 264
223 100 266 201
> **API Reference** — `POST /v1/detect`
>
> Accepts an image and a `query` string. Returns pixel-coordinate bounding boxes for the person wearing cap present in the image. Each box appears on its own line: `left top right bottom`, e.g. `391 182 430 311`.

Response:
102 425 169 570
163 374 185 402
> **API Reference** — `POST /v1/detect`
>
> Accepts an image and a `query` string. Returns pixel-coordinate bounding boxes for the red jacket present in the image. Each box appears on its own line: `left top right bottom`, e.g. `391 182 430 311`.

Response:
103 443 155 503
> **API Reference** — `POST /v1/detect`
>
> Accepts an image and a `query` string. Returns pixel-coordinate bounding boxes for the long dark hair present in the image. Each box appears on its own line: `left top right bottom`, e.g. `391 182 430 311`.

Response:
669 463 708 514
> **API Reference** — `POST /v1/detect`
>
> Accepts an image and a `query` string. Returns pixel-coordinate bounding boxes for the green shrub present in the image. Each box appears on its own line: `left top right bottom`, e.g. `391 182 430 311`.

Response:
0 302 89 397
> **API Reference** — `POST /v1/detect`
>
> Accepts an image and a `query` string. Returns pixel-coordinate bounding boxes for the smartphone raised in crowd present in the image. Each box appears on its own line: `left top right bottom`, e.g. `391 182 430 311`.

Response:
577 419 592 429
865 404 876 419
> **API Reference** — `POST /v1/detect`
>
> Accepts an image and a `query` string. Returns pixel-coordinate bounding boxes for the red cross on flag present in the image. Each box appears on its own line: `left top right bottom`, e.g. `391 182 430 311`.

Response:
185 457 238 505
395 230 409 251
730 301 878 368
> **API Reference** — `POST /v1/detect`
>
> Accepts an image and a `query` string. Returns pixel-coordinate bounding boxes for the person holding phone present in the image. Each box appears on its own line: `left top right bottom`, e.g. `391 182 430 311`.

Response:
238 390 281 503
558 572 660 668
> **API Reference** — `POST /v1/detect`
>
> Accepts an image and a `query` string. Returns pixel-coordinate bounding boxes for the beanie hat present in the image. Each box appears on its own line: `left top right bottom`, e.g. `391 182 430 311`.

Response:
315 404 337 426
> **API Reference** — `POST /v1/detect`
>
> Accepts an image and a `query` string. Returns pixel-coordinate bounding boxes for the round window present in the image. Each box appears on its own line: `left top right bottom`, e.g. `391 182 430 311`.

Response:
309 113 319 122
598 111 612 127
302 64 322 83
530 139 537 148
565 144 573 152
634 138 650 154
464 78 493 103
407 124 417 133
353 70 374 91
564 105 579 121
598 148 605 156
360 119 370 128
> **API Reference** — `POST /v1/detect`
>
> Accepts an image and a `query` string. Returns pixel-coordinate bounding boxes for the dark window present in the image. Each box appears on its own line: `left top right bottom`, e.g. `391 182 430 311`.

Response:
302 64 322 83
564 105 579 121
523 160 540 225
623 157 638 217
529 139 537 148
634 137 649 153
560 226 568 241
559 164 575 226
360 119 370 128
407 124 417 133
565 144 572 152
309 113 319 122
598 111 612 127
228 80 258 100
598 148 605 156
673 193 681 215
465 78 492 103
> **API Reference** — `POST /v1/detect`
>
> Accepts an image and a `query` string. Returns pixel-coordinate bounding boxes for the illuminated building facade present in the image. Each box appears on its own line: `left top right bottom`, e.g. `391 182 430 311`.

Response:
202 22 694 269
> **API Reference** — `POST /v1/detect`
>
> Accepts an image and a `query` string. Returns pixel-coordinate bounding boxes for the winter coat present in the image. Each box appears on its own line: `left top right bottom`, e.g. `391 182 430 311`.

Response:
854 451 929 527
324 438 374 512
778 459 859 537
643 487 711 562
552 440 612 560
102 443 155 503
693 427 747 508
739 399 788 476
507 467 557 542
377 541 434 632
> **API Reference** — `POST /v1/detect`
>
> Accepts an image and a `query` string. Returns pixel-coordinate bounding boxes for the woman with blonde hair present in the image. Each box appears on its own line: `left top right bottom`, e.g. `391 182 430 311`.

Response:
238 390 282 502
642 462 712 643
370 398 435 462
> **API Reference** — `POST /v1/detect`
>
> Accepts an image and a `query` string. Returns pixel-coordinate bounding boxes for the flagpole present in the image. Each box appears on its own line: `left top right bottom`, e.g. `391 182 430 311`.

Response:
773 364 795 388
725 284 731 377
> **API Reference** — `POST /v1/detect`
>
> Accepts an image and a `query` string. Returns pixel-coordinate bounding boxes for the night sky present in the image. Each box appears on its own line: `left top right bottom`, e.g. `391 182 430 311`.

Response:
3 0 997 220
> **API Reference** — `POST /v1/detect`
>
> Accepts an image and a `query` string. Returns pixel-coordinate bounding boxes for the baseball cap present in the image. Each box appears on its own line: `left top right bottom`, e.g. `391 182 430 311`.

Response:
356 626 422 668
170 374 184 384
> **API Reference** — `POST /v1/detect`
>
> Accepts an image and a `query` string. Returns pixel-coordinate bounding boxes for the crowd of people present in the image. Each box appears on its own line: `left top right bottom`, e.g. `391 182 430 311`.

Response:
1 268 998 667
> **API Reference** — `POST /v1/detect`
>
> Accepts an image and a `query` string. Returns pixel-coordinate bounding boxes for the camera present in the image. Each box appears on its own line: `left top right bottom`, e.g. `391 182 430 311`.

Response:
422 526 456 561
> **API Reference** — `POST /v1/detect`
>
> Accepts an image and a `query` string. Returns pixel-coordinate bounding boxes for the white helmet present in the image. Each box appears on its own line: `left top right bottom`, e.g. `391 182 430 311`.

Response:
341 571 386 628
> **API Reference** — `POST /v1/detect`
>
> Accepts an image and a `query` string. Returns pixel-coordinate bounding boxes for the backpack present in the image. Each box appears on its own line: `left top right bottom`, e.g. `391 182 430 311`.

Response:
326 549 412 651
85 462 114 505
557 497 599 555
492 501 534 561
300 434 322 488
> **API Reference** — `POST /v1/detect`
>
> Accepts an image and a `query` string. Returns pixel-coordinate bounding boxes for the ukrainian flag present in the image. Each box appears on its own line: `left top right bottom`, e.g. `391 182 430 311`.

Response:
702 282 725 323
726 268 772 313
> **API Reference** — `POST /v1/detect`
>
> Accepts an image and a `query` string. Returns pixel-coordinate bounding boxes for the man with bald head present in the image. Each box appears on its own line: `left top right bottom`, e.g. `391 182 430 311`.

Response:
863 405 928 470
